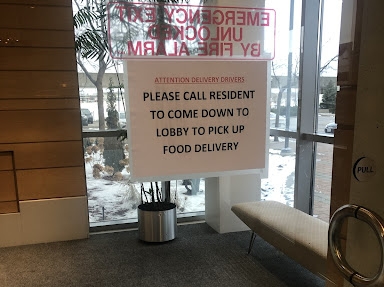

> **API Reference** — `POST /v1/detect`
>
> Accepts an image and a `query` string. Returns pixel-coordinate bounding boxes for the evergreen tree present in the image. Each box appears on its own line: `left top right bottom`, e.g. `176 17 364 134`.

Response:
103 79 125 173
321 80 337 113
106 79 119 130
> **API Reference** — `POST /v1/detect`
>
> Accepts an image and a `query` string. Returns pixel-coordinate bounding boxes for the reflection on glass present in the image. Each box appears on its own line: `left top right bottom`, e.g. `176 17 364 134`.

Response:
313 143 333 222
262 137 296 207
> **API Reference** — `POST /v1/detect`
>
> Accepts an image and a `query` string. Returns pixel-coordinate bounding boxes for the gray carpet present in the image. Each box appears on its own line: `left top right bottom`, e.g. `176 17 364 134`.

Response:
0 223 325 287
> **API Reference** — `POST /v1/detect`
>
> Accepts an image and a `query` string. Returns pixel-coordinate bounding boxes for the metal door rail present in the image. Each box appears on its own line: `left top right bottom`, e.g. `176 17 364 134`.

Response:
329 204 384 286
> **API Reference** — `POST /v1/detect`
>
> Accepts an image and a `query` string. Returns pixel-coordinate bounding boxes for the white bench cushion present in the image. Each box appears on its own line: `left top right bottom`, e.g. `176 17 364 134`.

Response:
231 200 329 279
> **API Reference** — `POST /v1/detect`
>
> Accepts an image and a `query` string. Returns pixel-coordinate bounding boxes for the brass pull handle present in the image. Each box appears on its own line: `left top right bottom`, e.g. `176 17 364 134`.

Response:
329 204 384 286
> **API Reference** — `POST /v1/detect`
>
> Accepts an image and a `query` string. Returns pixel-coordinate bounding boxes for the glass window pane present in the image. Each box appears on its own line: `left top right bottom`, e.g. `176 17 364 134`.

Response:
319 112 336 135
317 0 342 135
172 179 205 217
83 135 133 225
268 0 302 132
311 0 342 220
265 0 301 207
80 80 126 132
262 137 296 207
84 135 206 226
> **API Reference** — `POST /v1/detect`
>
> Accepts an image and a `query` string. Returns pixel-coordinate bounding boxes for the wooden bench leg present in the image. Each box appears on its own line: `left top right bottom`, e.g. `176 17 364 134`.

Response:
248 232 256 254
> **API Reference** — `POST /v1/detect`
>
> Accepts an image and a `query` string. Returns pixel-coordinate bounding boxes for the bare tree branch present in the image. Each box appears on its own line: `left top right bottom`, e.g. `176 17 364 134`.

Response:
320 54 338 73
77 52 97 86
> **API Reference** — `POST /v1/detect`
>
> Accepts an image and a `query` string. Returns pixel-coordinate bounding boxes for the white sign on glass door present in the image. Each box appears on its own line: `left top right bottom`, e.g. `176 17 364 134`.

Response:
125 60 268 181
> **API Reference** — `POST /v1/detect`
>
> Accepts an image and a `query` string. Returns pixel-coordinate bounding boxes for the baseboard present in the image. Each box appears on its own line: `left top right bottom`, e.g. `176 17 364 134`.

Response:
0 196 89 247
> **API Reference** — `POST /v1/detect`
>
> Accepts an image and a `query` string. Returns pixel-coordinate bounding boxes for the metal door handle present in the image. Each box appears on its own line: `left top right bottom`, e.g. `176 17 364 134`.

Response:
329 204 384 286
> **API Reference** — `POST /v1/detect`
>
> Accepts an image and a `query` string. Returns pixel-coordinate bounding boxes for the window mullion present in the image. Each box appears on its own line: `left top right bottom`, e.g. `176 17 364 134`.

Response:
294 0 322 214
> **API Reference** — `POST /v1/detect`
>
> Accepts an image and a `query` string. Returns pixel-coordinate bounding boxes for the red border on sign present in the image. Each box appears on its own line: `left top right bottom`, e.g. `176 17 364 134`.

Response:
107 1 276 61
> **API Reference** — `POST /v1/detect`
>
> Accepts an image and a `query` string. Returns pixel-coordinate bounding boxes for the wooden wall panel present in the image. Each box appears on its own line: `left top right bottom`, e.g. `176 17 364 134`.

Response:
0 71 79 99
0 29 75 48
0 1 87 212
330 129 354 211
0 202 18 214
337 42 356 86
0 99 80 111
0 142 84 169
0 171 17 201
17 167 86 200
335 87 357 127
0 151 18 214
0 1 71 6
0 48 76 71
0 5 73 30
0 110 82 143
0 152 13 171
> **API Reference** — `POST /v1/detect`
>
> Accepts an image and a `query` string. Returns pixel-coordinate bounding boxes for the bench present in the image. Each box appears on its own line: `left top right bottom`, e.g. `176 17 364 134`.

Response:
231 200 330 281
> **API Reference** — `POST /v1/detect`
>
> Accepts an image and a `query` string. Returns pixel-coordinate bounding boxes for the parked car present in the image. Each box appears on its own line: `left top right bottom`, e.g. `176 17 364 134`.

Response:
325 122 337 133
80 111 88 126
81 108 93 124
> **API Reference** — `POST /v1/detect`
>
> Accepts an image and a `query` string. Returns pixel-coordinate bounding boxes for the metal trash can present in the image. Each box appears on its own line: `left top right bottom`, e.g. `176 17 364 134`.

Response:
137 203 177 242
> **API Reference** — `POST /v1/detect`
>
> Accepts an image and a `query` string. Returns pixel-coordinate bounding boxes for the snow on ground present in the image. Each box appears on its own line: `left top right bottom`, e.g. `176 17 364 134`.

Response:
261 149 296 206
85 148 295 225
